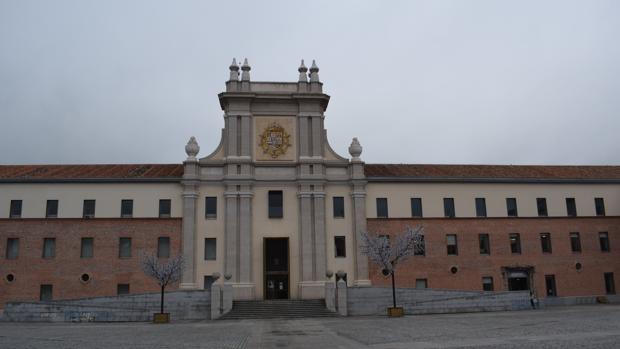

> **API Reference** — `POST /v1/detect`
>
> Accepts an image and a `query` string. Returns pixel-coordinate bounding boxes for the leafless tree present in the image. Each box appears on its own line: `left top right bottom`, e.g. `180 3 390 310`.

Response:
141 254 184 314
361 226 425 308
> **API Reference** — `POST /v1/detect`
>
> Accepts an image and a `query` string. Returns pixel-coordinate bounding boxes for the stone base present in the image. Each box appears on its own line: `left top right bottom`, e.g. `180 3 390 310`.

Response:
298 281 326 299
353 279 372 287
232 283 255 300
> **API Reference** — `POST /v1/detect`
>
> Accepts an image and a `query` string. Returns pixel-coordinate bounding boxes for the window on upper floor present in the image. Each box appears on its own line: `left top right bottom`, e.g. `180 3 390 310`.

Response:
570 232 581 253
334 236 346 258
157 237 170 258
506 198 518 217
42 238 56 258
599 232 610 252
333 197 345 218
475 198 487 217
376 198 388 218
80 237 94 258
595 198 605 216
121 200 133 218
509 233 521 254
204 238 216 260
83 200 96 218
446 234 458 255
9 200 22 219
566 198 577 217
46 200 58 218
119 237 132 258
443 198 455 218
479 234 490 255
6 238 19 259
410 198 423 218
540 233 552 253
205 197 217 219
268 191 283 218
159 199 171 218
537 198 548 217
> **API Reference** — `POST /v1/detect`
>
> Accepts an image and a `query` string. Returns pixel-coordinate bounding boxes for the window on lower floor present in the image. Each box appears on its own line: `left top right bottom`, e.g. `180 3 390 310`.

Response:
415 279 428 289
334 236 346 258
566 198 577 217
119 237 132 258
157 237 170 258
604 272 616 295
117 284 130 295
9 200 22 218
446 234 458 255
410 198 423 218
479 234 490 255
475 198 487 217
540 233 552 253
569 232 581 253
80 237 94 258
376 198 388 218
42 238 55 258
121 200 133 218
46 200 58 218
159 199 171 218
40 284 53 301
545 274 557 297
204 238 216 260
599 232 610 252
6 238 19 259
509 233 521 254
595 198 606 216
268 191 283 218
482 277 494 291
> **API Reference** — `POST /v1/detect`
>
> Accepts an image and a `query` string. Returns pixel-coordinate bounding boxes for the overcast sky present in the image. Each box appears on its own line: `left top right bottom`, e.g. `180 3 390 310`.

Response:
1 1 619 165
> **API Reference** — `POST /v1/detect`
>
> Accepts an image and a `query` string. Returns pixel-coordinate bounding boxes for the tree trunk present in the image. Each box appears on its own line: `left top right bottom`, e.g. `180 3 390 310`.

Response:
391 271 397 308
160 285 165 314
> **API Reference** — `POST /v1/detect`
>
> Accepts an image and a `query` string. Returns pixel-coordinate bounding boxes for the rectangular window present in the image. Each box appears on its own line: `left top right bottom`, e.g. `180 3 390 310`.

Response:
40 284 53 301
9 200 22 218
42 238 56 258
159 199 171 218
46 200 58 218
443 198 455 218
545 274 557 297
205 197 217 219
376 198 388 218
536 198 548 217
117 284 130 295
506 198 518 217
157 237 170 258
540 233 552 253
569 232 581 253
482 277 494 291
379 234 390 246
414 234 425 256
204 276 216 289
121 199 133 218
83 200 96 218
332 197 345 218
566 198 577 217
604 272 616 295
410 198 423 217
475 198 487 217
6 238 19 259
595 198 606 216
479 234 490 255
599 232 610 252
80 237 94 258
446 234 458 255
119 237 132 258
415 279 428 289
268 191 283 218
334 236 346 257
509 233 521 254
204 238 216 260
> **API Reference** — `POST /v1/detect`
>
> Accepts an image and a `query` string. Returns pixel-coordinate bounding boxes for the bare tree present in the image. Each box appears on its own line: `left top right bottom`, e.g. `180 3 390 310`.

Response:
361 226 425 308
141 254 185 314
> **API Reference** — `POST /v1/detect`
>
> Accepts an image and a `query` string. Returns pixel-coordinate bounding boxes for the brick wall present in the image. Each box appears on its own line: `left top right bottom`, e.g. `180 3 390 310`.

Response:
367 217 620 297
0 218 182 308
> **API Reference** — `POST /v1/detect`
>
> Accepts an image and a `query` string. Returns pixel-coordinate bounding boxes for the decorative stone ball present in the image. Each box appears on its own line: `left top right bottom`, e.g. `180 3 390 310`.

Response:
348 137 362 160
336 270 346 280
212 272 221 281
325 270 334 279
185 136 200 159
224 273 232 281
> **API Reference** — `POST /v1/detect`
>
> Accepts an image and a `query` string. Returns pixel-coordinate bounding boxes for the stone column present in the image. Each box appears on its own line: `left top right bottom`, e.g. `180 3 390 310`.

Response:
180 137 200 289
351 191 370 286
224 190 238 283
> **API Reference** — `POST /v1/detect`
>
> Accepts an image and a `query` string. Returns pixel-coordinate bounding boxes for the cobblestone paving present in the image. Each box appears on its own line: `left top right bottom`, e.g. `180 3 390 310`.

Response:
1 305 619 348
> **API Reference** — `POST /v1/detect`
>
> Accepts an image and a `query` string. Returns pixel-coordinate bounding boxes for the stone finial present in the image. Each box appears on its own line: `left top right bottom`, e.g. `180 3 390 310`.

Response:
212 272 221 281
224 273 232 281
185 136 200 160
336 270 346 281
326 270 334 279
348 137 362 161
241 58 251 81
309 59 320 82
229 58 240 81
298 59 308 82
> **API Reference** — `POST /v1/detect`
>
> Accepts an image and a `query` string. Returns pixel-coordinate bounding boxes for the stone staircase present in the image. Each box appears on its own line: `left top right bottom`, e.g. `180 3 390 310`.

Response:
219 299 338 320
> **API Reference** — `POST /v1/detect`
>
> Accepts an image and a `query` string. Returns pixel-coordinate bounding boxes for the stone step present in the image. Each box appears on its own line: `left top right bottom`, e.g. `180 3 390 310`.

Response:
220 299 338 320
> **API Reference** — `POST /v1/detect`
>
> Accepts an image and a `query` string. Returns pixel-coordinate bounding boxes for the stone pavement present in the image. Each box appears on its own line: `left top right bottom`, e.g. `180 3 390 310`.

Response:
1 305 619 348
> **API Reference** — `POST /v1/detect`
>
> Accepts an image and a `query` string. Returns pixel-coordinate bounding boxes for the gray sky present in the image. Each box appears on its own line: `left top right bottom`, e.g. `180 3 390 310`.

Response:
1 0 619 165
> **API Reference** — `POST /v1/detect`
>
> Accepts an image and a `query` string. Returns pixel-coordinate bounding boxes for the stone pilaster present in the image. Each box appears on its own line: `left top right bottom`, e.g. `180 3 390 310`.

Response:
224 189 238 282
299 191 314 282
313 191 327 281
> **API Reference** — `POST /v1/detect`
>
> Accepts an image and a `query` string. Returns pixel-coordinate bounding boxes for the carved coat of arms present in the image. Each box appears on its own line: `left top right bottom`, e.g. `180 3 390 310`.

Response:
259 122 291 159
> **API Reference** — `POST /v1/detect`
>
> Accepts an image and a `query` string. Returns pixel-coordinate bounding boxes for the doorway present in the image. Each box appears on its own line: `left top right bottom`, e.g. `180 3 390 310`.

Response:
264 238 289 299
504 268 532 291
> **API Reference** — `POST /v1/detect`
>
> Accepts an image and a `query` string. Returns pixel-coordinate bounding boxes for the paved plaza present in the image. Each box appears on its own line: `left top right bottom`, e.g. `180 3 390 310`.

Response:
1 305 619 348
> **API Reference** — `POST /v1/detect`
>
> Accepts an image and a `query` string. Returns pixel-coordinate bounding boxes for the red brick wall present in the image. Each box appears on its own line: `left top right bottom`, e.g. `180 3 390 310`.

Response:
0 218 182 308
367 217 620 297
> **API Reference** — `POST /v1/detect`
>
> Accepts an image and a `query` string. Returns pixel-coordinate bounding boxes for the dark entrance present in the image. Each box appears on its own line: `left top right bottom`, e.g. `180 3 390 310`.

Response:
264 238 289 299
505 269 531 291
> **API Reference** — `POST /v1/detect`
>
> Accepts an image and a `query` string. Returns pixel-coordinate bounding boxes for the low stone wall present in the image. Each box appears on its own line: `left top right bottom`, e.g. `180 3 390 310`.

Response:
346 287 530 316
0 290 210 322
540 294 620 307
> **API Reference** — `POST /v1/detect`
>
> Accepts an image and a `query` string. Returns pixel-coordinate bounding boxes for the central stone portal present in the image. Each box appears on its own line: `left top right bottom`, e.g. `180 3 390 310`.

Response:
264 238 289 299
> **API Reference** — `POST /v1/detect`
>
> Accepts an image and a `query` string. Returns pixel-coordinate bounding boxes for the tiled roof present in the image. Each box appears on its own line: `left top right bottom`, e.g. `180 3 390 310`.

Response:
364 164 620 182
0 164 183 182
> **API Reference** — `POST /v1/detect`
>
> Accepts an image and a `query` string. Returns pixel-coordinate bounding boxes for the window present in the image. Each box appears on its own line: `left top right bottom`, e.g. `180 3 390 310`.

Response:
569 232 581 253
268 191 283 218
42 238 56 258
479 234 490 255
414 234 425 256
604 273 616 295
410 198 423 217
566 198 577 217
536 198 548 217
540 233 552 253
9 200 22 218
446 234 458 255
40 284 53 301
415 279 428 289
205 197 217 219
506 198 518 217
509 233 521 254
117 284 130 295
6 238 19 259
379 234 390 246
482 277 494 291
376 198 388 218
83 200 96 218
204 276 216 289
204 238 216 260
80 237 94 258
159 199 171 218
545 275 557 296
46 200 58 218
333 197 345 218
119 237 132 258
595 198 605 216
599 232 610 252
121 200 133 218
157 237 170 258
475 198 487 217
334 236 346 257
443 198 455 218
